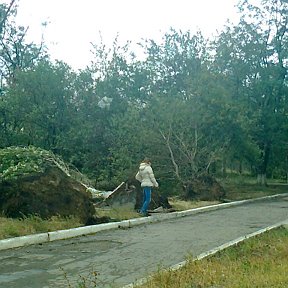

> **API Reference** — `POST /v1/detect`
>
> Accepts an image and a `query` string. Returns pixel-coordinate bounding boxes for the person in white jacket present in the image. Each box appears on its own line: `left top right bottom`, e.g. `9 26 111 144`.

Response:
135 158 159 216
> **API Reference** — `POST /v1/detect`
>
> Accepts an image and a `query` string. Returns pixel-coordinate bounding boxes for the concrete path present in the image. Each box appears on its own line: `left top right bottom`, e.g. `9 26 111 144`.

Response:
1 196 288 288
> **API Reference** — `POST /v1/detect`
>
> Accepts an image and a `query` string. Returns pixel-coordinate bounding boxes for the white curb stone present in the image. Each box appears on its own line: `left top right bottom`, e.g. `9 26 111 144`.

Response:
0 233 48 251
47 222 119 242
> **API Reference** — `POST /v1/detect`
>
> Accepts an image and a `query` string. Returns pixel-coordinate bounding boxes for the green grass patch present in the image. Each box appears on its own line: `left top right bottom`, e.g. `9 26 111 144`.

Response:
169 197 220 211
95 205 140 221
221 180 288 201
138 226 288 288
0 215 82 240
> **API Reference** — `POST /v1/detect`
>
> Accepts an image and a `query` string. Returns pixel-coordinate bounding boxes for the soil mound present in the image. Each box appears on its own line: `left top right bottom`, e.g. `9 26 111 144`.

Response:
183 174 226 201
0 146 95 223
94 179 172 211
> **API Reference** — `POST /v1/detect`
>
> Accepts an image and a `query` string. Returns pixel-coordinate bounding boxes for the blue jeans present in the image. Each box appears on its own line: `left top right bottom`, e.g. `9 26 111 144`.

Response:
140 186 151 215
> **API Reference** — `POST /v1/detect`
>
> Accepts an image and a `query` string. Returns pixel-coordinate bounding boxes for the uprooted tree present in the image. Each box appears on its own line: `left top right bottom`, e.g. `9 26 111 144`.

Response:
143 93 232 201
0 146 96 223
159 124 226 201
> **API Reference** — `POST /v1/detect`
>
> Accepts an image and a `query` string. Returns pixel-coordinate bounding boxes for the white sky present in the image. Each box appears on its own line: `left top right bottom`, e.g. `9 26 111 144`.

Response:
9 0 240 70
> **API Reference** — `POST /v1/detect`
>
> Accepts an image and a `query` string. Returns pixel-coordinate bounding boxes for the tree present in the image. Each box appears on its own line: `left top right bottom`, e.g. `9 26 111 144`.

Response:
213 0 288 184
0 1 47 148
3 60 76 151
76 36 153 184
134 29 243 193
240 0 288 184
0 0 46 83
142 28 209 100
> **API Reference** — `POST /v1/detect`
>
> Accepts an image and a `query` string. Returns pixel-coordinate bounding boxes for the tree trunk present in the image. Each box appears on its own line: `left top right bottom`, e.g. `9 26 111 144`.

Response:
257 142 270 186
221 159 227 178
286 155 288 184
257 173 267 185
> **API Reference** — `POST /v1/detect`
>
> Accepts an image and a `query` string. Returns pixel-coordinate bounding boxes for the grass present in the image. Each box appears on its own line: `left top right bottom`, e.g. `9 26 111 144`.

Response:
221 180 288 201
95 205 140 221
169 198 220 211
137 225 288 288
169 178 288 211
0 215 82 240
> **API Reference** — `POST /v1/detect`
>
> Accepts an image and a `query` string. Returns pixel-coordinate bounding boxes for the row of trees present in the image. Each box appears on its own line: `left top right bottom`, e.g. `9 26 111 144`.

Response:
0 0 287 193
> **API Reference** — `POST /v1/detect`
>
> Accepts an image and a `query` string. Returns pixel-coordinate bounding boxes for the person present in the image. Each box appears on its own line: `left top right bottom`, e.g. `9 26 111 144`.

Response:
135 158 159 216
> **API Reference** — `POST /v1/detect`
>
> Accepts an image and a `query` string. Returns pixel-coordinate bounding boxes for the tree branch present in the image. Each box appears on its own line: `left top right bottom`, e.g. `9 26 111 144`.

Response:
0 0 17 34
159 127 182 183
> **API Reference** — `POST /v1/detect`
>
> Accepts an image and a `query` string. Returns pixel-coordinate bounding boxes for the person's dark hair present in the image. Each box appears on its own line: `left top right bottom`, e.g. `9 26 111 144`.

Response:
142 158 151 164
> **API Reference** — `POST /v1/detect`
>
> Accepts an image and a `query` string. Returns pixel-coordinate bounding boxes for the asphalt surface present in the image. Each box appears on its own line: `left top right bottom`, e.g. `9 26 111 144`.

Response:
1 196 288 288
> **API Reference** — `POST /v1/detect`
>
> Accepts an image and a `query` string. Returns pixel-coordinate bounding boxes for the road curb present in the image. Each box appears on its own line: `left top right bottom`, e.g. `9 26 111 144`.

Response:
1 193 287 251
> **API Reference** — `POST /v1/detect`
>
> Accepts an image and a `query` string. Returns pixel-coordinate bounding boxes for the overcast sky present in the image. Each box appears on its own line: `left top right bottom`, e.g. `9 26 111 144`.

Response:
10 0 240 70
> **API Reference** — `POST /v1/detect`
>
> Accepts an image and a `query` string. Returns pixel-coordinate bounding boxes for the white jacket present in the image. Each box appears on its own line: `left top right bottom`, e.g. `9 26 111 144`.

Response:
135 162 159 188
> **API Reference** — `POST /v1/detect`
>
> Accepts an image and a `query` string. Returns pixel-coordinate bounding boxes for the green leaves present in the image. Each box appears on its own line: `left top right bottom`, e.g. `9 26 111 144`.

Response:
0 146 60 181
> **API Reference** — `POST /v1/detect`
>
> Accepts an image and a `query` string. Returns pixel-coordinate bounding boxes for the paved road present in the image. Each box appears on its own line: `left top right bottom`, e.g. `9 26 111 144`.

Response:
1 196 288 288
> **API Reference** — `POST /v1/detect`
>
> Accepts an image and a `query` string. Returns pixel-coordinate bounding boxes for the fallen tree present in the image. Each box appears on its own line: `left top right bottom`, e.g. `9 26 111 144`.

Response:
0 146 95 223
